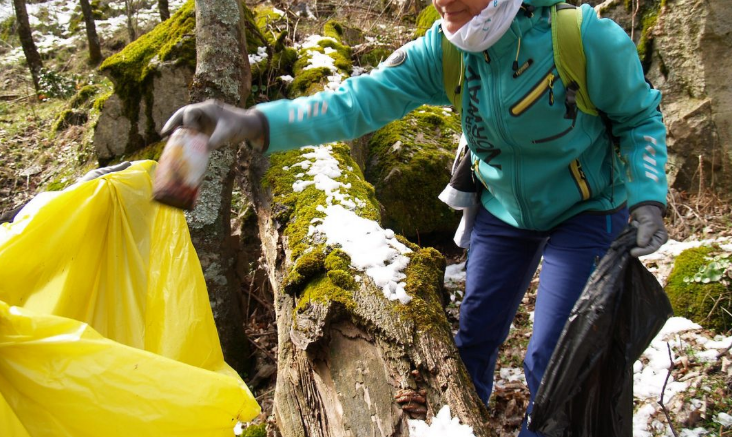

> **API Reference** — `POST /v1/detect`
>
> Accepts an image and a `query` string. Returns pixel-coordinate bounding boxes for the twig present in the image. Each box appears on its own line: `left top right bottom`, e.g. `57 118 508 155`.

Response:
255 387 276 400
659 343 680 437
697 154 704 210
630 0 641 40
247 335 276 362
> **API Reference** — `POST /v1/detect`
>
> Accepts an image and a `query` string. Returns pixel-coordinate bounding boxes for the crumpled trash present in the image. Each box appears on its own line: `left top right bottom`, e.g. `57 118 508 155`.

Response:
0 160 260 437
438 134 479 249
528 225 673 437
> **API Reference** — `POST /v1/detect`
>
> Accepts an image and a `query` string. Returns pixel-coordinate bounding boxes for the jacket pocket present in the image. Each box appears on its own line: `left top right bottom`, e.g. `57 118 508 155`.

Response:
569 158 592 201
509 68 556 117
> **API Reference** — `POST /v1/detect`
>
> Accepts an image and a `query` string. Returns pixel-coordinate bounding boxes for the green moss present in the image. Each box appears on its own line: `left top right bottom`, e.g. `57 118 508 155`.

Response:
396 247 449 337
359 47 393 68
265 143 380 261
325 249 351 272
0 15 17 43
327 269 357 290
284 248 327 294
286 23 354 99
324 20 363 47
240 423 266 437
324 20 345 41
414 5 441 39
637 9 658 73
119 140 166 162
296 274 356 313
318 39 352 71
70 85 100 109
366 105 462 238
93 90 114 112
287 66 332 97
666 246 732 332
264 143 380 310
99 0 196 145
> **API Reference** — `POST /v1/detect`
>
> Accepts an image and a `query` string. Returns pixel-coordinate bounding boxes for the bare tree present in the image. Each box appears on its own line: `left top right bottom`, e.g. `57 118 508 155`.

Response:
79 0 103 65
12 0 43 93
188 0 252 376
124 0 136 42
158 0 170 21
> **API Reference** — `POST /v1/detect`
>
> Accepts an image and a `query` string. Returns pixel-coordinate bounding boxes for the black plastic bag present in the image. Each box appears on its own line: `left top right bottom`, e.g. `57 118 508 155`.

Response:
528 226 673 437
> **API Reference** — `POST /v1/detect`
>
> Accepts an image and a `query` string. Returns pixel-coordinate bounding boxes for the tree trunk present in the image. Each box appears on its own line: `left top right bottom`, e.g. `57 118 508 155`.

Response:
248 141 494 436
188 0 252 377
158 0 170 21
79 0 103 65
125 0 136 43
12 0 43 93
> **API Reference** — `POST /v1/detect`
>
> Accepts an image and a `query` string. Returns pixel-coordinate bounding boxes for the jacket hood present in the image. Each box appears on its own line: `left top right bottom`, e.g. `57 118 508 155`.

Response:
520 0 563 7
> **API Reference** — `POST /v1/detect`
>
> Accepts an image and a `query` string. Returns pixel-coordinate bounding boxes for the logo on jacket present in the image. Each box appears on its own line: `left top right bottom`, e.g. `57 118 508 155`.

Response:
383 49 407 67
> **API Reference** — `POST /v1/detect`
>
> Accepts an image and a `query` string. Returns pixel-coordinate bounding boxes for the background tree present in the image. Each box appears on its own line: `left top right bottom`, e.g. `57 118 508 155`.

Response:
188 0 253 376
11 0 42 93
79 0 103 65
124 0 136 42
158 0 170 21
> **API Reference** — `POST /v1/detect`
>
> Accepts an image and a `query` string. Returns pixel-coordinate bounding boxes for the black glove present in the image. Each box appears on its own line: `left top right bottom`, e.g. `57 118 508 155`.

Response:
161 99 266 151
77 161 132 183
629 205 668 257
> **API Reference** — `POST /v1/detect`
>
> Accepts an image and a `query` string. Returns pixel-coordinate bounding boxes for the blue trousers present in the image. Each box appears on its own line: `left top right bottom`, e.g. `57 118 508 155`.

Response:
455 206 628 436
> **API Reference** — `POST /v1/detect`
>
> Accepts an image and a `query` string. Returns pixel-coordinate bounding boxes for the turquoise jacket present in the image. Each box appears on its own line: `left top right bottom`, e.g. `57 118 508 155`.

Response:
255 1 668 231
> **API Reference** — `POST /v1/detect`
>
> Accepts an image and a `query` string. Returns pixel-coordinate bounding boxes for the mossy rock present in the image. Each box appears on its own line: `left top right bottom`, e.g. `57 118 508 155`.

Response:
358 46 394 68
98 0 196 152
247 6 298 105
666 246 732 333
70 85 100 109
286 22 354 99
324 20 364 47
52 109 89 132
414 5 441 39
366 105 462 238
100 0 196 95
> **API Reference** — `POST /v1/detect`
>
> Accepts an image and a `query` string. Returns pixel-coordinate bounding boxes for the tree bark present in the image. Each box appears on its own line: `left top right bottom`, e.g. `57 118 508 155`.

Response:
79 0 103 65
12 0 43 93
158 0 170 21
188 0 252 377
248 141 495 436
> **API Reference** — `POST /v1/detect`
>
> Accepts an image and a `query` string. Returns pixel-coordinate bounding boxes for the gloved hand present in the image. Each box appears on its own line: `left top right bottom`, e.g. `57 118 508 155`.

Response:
629 205 668 257
77 161 132 183
161 99 265 151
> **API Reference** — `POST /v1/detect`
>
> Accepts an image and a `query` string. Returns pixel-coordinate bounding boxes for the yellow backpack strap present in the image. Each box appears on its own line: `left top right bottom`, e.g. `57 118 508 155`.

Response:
441 30 464 115
551 3 598 117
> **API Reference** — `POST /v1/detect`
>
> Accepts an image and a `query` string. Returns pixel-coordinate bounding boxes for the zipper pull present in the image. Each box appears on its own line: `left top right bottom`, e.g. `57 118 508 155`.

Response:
548 74 555 106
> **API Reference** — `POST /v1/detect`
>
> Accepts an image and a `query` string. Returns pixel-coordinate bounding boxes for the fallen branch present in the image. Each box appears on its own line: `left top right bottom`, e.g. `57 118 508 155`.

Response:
659 343 679 437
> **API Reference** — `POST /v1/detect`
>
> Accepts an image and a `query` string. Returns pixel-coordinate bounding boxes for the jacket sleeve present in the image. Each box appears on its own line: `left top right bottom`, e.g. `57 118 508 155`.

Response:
581 4 668 211
254 22 451 155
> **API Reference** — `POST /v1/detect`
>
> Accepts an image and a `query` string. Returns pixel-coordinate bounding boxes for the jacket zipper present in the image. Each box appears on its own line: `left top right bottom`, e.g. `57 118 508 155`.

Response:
489 52 531 227
473 159 490 191
509 69 555 117
569 159 592 200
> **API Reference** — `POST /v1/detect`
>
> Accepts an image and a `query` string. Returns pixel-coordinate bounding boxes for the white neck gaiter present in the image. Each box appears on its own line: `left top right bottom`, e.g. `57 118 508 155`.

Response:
442 0 523 53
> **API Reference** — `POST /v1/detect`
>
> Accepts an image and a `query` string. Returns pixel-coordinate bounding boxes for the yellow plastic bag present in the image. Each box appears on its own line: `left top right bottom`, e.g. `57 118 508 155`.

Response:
0 161 260 437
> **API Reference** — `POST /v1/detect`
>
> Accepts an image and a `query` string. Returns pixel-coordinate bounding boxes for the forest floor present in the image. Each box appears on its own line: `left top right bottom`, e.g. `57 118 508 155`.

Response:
2 1 732 437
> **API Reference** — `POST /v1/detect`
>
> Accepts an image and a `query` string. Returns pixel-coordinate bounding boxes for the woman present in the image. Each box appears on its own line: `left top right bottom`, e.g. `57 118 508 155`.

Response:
163 0 668 434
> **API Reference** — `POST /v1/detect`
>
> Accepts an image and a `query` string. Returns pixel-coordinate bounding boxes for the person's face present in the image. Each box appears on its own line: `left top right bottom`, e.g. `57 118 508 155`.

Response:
433 0 491 34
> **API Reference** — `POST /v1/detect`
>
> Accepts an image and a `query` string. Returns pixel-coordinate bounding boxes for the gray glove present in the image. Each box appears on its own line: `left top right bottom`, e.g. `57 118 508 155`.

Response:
77 161 132 183
161 99 265 151
630 205 668 257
